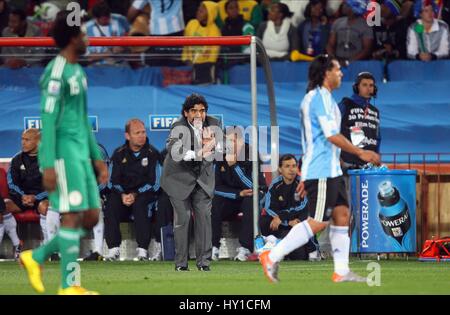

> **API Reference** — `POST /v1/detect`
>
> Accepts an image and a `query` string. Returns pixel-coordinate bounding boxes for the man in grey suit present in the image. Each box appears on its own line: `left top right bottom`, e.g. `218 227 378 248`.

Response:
161 93 221 271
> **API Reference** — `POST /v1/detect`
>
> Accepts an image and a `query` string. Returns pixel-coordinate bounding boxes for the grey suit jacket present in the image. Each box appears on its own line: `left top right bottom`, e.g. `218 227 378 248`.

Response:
161 115 220 200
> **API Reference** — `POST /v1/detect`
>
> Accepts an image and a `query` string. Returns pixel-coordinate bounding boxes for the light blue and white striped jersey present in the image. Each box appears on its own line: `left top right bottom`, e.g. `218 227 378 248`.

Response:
132 0 185 35
300 86 343 180
85 14 130 54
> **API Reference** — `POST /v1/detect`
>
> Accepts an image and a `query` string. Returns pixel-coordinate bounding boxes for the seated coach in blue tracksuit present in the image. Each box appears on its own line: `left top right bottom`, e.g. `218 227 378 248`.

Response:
261 154 318 260
212 131 267 261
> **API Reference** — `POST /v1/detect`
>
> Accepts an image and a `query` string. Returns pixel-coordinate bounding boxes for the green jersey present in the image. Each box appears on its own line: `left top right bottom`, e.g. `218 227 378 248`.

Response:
39 55 102 169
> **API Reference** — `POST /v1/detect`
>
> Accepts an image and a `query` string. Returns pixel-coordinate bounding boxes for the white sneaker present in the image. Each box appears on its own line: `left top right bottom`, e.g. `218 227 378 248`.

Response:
308 250 322 262
134 248 148 261
234 247 251 261
212 246 220 261
149 242 162 261
104 247 120 261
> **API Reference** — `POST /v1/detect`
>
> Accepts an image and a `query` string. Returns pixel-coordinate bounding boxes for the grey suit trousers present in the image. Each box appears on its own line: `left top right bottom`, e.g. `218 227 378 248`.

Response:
169 184 212 268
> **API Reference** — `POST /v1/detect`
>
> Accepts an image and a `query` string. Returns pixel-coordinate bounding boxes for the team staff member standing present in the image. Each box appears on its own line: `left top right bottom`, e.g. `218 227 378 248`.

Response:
105 119 161 261
161 93 220 272
338 72 381 171
260 54 380 283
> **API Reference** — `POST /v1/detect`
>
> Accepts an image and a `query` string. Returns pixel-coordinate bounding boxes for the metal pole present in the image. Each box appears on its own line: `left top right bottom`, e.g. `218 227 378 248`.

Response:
251 36 259 242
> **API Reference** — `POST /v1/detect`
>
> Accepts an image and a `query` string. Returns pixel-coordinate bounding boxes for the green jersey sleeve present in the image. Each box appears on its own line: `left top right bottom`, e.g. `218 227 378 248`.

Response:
39 62 64 169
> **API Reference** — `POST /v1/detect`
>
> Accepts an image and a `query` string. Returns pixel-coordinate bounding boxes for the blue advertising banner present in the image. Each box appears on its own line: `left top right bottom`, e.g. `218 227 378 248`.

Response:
349 169 417 253
24 116 99 132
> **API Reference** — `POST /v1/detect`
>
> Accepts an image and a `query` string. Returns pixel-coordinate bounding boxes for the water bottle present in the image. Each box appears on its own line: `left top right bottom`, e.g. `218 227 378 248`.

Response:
193 117 203 130
378 164 388 171
377 181 411 246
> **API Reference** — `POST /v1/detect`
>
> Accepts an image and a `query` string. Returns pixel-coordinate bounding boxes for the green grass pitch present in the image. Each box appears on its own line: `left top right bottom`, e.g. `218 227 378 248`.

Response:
1 259 449 295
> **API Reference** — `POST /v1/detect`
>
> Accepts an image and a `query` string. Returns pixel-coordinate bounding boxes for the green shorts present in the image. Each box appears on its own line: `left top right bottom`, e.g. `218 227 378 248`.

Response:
49 159 101 213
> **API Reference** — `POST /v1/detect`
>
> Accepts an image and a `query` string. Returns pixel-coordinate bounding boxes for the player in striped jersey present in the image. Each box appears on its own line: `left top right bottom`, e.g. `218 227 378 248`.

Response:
19 11 108 295
260 54 380 283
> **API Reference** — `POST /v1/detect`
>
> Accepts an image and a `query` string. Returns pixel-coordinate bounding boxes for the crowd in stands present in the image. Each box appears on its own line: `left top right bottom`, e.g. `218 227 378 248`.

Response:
0 0 450 82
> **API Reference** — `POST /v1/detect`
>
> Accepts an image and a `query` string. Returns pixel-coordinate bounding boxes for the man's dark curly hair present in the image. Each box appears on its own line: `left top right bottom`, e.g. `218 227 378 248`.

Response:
182 93 208 115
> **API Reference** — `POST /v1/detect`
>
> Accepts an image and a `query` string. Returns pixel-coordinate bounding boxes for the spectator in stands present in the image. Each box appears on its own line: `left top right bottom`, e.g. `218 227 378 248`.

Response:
400 0 416 25
326 0 373 63
128 0 185 36
183 0 204 25
1 8 41 68
261 154 319 261
281 0 310 28
441 0 450 26
126 21 151 69
298 0 330 57
221 0 255 50
259 0 277 22
0 0 9 35
218 0 255 83
104 119 161 261
216 0 263 29
7 129 49 245
372 0 408 60
257 2 299 60
182 1 221 85
338 72 381 172
406 0 449 60
84 2 129 65
327 0 344 22
212 128 267 262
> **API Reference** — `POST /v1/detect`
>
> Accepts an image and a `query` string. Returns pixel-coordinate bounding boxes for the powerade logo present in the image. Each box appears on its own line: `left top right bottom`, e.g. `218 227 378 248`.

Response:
24 116 99 132
360 180 369 248
149 114 224 131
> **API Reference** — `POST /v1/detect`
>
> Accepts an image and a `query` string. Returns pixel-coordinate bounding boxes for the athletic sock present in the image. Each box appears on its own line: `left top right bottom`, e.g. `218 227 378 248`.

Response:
46 209 60 239
269 220 314 262
3 213 19 246
93 211 104 254
330 225 350 276
40 214 48 243
0 223 4 244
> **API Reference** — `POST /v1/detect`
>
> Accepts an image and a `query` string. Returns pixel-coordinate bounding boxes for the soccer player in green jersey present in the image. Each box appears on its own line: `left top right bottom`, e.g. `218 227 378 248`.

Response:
19 11 108 295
